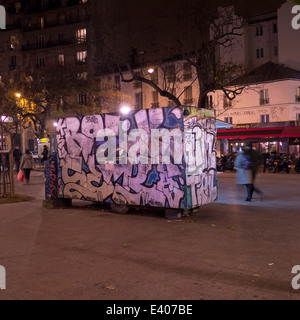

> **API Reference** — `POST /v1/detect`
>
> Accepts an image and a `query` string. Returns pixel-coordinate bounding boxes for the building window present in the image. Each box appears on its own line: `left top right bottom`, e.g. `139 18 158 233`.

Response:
256 48 264 59
58 54 65 66
78 93 87 105
296 113 300 121
184 86 193 105
77 72 88 80
167 65 176 83
223 95 232 109
58 33 64 45
224 117 233 124
76 29 87 43
151 91 159 108
15 2 21 13
58 13 66 25
10 36 18 50
41 0 49 10
274 46 278 56
37 57 45 67
114 75 121 90
183 63 192 81
296 87 300 102
261 114 270 123
259 89 269 105
135 93 142 109
37 35 45 48
168 88 177 106
39 17 45 29
273 23 278 33
256 25 263 36
206 95 213 108
76 51 87 64
9 56 17 70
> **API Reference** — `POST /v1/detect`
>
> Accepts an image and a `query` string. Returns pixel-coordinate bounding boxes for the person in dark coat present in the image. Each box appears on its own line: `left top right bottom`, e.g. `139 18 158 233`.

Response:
13 145 22 173
41 145 49 164
246 144 264 200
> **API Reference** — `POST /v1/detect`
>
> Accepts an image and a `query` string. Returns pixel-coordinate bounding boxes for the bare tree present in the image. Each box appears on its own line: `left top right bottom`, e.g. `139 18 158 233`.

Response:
95 0 248 108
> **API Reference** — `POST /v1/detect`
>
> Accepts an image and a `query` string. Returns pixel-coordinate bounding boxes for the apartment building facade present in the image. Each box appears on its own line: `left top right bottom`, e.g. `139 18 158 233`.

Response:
1 0 299 157
213 1 300 157
0 0 94 152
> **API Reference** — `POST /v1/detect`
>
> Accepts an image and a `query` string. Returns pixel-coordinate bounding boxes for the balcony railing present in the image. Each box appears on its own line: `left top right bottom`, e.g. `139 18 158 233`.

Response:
22 39 74 51
151 102 160 108
23 15 90 32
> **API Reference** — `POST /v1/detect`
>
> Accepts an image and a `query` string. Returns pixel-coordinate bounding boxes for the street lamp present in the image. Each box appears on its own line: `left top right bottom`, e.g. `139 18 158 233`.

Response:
120 104 131 115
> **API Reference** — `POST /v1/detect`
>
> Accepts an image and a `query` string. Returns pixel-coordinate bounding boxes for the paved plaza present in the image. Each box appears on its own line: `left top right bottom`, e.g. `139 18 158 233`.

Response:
0 170 300 300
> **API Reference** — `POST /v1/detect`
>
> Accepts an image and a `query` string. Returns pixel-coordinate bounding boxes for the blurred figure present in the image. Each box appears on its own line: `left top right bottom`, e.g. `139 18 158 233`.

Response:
20 149 34 185
13 145 22 173
234 147 253 201
246 144 264 199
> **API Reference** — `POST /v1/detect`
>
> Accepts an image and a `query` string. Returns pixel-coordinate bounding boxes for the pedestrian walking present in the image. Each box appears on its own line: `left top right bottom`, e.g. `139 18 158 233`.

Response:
234 147 253 201
41 145 49 164
20 149 34 185
247 143 264 200
13 145 22 173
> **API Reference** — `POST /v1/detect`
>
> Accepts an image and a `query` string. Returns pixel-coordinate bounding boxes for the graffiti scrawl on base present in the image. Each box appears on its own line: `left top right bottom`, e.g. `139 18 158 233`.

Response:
47 106 217 210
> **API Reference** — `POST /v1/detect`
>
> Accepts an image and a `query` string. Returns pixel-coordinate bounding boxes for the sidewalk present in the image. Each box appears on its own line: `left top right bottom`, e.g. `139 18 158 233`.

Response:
216 171 300 209
13 169 45 200
0 171 299 300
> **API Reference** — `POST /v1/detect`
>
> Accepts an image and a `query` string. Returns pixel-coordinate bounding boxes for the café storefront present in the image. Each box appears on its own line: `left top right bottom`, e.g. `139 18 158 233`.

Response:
217 122 300 160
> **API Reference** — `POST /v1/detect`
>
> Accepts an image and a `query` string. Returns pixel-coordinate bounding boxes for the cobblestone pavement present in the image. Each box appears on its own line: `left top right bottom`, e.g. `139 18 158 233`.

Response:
0 170 300 300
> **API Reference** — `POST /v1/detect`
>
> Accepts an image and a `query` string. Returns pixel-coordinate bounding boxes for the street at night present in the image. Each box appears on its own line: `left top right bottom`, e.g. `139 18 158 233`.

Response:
1 0 300 307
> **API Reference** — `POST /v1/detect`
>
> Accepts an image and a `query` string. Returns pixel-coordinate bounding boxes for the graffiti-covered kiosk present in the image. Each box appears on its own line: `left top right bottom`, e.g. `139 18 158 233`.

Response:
44 106 218 218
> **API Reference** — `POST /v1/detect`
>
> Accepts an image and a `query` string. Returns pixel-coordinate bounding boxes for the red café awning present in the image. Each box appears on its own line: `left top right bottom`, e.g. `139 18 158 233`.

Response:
217 126 300 140
281 126 300 137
